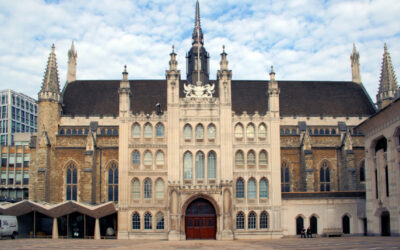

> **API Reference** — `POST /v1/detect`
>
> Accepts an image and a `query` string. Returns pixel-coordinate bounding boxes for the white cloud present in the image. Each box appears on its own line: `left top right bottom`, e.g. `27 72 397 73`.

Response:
0 0 399 103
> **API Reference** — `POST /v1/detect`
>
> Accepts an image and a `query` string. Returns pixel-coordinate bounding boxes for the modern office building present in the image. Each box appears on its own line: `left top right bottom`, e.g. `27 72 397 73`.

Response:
0 89 38 146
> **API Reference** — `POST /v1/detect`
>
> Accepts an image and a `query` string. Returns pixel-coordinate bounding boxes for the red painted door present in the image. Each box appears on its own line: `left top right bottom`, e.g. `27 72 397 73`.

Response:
185 199 216 239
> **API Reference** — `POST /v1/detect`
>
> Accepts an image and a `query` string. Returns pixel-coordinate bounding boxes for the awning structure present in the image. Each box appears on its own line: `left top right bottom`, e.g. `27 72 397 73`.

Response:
0 200 117 218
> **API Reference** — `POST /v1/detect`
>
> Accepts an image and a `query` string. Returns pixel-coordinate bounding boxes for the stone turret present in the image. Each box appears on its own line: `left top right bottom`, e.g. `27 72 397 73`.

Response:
351 43 362 84
217 45 232 104
377 44 398 109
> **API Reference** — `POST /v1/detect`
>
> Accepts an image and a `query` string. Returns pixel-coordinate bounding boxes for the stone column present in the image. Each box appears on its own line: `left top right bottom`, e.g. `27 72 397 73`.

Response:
52 217 58 239
95 218 101 240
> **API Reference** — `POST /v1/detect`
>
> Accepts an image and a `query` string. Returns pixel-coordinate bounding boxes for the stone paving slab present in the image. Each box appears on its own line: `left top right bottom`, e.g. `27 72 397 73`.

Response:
1 237 400 250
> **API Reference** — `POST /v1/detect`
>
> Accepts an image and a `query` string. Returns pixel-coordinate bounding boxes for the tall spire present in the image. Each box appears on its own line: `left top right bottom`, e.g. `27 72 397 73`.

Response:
377 43 398 109
39 44 60 101
350 43 361 84
192 0 203 45
66 41 77 83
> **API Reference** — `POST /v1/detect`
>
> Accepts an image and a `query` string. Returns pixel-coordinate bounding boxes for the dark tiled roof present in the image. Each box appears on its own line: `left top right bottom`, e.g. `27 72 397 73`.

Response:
62 79 375 117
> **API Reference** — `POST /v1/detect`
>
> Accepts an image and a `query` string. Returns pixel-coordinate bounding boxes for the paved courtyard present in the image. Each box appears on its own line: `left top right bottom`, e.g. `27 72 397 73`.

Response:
1 237 400 250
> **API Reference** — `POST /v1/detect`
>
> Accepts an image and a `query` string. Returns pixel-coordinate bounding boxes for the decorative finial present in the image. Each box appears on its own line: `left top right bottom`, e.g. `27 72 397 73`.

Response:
270 65 275 74
172 45 175 53
124 65 127 72
122 65 128 80
223 45 225 53
51 43 55 52
384 43 387 52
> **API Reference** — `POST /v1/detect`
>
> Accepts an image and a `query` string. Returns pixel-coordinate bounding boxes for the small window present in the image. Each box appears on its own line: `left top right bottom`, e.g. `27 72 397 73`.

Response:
155 151 165 165
259 151 267 166
246 124 255 139
236 178 244 198
207 151 216 179
144 151 152 166
107 164 118 202
195 124 204 139
155 179 164 199
184 124 192 140
144 179 152 198
260 178 268 198
248 178 256 198
207 124 216 139
281 162 290 192
144 212 152 229
144 123 152 138
156 123 164 137
156 212 164 230
184 152 193 179
258 124 266 139
132 123 140 137
248 212 256 229
260 212 268 229
132 213 140 230
132 151 140 165
195 151 205 179
131 179 140 199
236 212 244 229
66 165 77 201
235 151 244 166
247 151 256 166
235 124 243 138
320 161 331 191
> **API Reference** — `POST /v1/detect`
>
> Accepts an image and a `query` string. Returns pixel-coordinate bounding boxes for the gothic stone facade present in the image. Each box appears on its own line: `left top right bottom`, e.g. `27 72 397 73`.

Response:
28 3 381 240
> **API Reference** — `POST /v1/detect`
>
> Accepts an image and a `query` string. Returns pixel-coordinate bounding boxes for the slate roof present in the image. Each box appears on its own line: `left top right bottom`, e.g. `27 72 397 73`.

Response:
62 79 375 117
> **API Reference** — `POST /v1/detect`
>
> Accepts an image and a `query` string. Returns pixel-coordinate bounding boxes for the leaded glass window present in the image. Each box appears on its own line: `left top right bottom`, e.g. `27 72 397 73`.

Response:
207 124 216 139
156 212 164 230
320 161 331 191
196 151 204 179
155 151 164 166
195 124 204 139
259 151 267 166
248 178 256 198
155 179 164 199
235 151 244 166
155 123 164 137
247 151 256 165
247 124 255 139
259 124 266 139
260 211 268 229
235 124 243 138
248 212 256 229
184 152 193 179
184 124 192 139
260 178 268 198
236 212 244 229
144 123 152 138
108 164 118 202
236 178 244 198
132 151 140 165
207 151 216 179
144 151 152 166
132 213 140 230
132 123 140 137
66 165 77 201
144 212 152 229
144 178 152 198
281 162 290 192
131 179 140 199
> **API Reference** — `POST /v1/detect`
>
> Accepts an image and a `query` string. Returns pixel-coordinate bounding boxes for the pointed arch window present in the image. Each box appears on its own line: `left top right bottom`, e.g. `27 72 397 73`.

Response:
144 151 153 166
235 124 243 138
132 212 140 230
156 212 164 230
207 124 216 139
248 211 256 229
195 151 204 179
155 179 164 199
207 151 216 179
259 150 267 166
247 150 256 166
184 124 192 140
132 123 140 138
195 124 204 139
66 165 77 201
144 212 152 230
320 162 331 191
260 211 268 229
131 178 140 199
184 152 193 179
144 178 152 199
108 163 118 202
281 162 290 192
132 151 140 165
246 124 255 139
155 151 165 166
144 123 152 138
260 178 268 198
235 150 244 166
258 124 267 139
155 123 164 137
248 178 256 199
236 212 244 229
236 178 244 198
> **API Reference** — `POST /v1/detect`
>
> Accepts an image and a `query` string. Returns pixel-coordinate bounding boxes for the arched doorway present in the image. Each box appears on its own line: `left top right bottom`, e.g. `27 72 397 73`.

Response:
342 215 350 234
296 216 304 235
381 211 391 236
310 216 317 234
185 198 216 239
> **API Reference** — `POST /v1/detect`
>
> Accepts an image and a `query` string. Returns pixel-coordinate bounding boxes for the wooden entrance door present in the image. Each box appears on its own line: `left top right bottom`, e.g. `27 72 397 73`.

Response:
185 199 216 239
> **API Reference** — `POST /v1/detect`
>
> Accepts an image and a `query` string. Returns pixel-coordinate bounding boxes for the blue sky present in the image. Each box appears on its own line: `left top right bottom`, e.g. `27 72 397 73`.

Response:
0 0 399 102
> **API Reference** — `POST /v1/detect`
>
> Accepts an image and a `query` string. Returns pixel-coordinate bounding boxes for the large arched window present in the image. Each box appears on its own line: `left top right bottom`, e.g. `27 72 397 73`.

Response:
66 164 77 201
195 151 205 179
155 178 164 199
234 124 243 139
132 212 140 230
195 124 204 139
246 124 255 139
248 178 256 198
144 178 152 199
144 212 152 229
236 212 244 229
132 151 140 165
247 150 256 166
184 152 193 179
320 161 331 191
259 150 267 167
260 178 268 198
258 123 267 139
207 124 216 139
144 123 152 138
248 211 256 229
236 178 244 198
156 212 164 230
155 151 165 166
235 150 244 166
281 162 290 192
184 124 192 140
108 163 118 202
155 123 164 137
207 151 216 179
260 211 268 229
144 151 153 166
131 178 140 199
